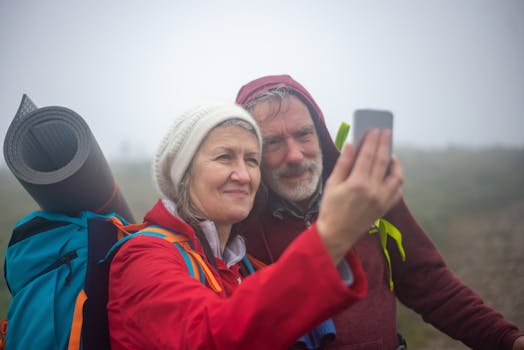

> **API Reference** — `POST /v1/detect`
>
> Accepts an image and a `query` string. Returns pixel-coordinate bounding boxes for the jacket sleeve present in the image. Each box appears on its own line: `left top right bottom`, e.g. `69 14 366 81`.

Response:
108 224 367 350
386 198 523 350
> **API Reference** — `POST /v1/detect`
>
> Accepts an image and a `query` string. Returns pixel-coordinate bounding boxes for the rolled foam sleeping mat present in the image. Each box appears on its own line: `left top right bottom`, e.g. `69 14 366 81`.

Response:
3 94 135 223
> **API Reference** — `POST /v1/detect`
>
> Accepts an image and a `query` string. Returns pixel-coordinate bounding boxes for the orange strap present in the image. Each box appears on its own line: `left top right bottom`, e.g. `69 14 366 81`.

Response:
134 226 223 293
107 220 223 293
95 180 119 214
247 254 267 270
107 216 148 240
140 227 218 289
125 224 223 293
141 227 190 243
185 249 223 293
177 241 202 282
68 289 87 350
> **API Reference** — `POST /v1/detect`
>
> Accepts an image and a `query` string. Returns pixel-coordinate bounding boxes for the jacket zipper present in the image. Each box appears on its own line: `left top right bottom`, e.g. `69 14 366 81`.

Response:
34 250 78 284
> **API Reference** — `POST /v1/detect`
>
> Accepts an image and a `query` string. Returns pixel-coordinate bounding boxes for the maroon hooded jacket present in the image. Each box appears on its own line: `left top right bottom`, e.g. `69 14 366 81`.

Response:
236 74 523 350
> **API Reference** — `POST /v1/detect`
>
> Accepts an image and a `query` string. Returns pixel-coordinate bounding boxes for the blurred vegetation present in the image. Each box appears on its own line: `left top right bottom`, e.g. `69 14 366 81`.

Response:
395 146 524 349
400 147 524 237
0 146 523 348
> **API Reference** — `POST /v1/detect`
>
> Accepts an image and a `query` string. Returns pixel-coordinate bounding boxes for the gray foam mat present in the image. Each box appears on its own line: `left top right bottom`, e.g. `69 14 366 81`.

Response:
3 95 134 222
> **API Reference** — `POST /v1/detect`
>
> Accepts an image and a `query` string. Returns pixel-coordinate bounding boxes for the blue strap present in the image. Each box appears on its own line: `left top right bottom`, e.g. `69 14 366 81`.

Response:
241 255 256 274
312 318 336 346
102 229 208 285
172 242 196 278
101 232 146 262
294 318 336 349
296 333 315 349
100 231 167 263
146 227 206 283
173 242 206 284
196 262 205 284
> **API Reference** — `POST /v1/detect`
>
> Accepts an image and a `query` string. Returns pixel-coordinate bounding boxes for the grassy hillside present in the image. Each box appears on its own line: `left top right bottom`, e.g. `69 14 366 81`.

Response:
394 147 524 349
0 147 523 348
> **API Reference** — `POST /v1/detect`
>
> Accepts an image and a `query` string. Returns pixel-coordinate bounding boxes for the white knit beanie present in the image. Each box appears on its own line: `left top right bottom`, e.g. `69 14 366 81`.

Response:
153 103 262 201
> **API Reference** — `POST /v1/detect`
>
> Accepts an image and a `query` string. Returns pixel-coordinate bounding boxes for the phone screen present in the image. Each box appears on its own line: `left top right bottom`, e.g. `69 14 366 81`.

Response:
352 109 394 158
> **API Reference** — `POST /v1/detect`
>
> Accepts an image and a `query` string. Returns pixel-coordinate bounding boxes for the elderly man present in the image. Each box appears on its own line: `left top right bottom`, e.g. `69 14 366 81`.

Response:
236 74 524 350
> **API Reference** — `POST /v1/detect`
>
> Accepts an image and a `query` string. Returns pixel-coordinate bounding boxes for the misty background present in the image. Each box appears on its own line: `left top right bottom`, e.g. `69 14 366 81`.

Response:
1 2 524 349
1 0 523 164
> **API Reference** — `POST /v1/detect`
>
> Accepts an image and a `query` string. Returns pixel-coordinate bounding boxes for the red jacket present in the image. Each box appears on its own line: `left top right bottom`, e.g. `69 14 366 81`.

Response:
236 74 523 350
107 200 367 350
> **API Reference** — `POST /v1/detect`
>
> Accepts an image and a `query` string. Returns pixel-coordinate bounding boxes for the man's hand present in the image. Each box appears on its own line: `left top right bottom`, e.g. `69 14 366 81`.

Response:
317 129 404 264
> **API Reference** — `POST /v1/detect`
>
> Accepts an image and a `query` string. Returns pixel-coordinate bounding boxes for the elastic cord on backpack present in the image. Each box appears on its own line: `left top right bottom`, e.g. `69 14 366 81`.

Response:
68 290 87 350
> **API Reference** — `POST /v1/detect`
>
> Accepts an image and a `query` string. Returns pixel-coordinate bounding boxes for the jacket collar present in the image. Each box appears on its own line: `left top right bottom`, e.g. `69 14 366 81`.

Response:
145 199 246 267
268 182 322 226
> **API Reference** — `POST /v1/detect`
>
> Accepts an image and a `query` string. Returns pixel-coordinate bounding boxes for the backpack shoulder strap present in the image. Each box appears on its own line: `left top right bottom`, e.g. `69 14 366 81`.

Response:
70 218 121 350
239 254 267 277
68 290 87 350
246 254 267 271
137 225 222 293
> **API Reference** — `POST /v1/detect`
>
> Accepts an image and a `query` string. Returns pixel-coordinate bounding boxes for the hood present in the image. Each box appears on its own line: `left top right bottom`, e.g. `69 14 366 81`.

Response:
235 74 340 179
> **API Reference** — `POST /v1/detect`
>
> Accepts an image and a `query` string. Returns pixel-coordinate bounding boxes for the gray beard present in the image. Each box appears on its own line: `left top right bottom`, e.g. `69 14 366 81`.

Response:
263 154 323 203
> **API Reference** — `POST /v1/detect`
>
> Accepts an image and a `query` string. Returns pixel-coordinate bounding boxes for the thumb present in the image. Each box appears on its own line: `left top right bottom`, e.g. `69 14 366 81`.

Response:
328 143 355 184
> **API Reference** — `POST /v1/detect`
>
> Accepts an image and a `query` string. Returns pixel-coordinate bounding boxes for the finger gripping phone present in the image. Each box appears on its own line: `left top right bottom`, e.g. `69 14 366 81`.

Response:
352 109 394 158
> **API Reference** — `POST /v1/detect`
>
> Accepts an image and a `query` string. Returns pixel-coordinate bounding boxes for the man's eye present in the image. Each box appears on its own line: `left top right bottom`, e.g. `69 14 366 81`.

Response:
299 131 313 140
264 138 282 148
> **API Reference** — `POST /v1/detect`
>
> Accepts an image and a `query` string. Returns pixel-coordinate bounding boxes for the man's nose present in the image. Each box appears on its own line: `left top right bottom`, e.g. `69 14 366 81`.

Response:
285 139 305 163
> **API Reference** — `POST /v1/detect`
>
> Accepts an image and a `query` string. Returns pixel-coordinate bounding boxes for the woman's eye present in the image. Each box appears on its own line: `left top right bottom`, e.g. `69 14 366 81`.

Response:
216 154 231 161
246 157 259 166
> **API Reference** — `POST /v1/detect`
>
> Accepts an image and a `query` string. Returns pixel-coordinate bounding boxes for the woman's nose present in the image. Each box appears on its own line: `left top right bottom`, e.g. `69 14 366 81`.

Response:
230 162 251 183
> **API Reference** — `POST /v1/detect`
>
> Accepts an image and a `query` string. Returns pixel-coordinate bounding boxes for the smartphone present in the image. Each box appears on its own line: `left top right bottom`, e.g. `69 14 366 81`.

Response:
352 109 394 158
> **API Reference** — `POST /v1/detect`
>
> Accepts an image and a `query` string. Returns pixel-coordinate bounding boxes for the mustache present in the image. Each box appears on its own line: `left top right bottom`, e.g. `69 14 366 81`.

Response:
274 159 318 177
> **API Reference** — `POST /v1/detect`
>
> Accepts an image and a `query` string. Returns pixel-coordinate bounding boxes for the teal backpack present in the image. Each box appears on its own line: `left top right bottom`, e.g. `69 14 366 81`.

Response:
2 210 219 349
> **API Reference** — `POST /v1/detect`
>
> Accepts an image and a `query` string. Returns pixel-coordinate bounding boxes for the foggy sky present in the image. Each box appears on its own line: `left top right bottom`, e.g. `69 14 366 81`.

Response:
1 0 523 165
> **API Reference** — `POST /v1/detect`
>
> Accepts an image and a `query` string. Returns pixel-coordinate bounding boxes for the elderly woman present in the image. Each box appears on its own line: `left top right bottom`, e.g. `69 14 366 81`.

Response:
107 103 403 349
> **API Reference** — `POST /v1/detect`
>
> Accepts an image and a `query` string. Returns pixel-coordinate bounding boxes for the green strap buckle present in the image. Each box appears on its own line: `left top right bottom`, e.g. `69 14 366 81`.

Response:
369 218 406 291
